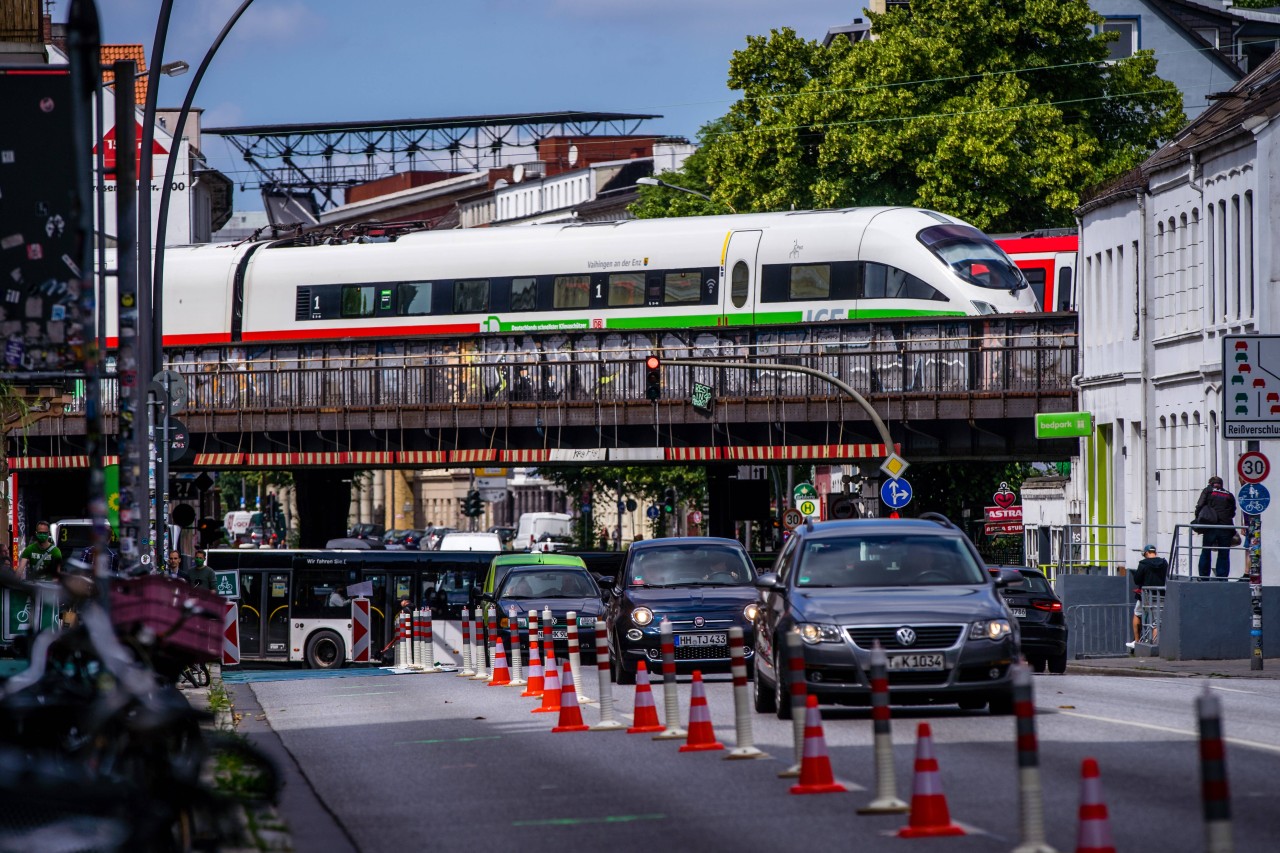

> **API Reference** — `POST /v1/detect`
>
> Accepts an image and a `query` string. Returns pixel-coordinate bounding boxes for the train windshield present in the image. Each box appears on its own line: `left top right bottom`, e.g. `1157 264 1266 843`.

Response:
917 224 1027 292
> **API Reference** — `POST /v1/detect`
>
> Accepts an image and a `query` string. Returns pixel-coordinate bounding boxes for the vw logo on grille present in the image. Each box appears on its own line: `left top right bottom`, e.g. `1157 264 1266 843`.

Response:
693 616 705 628
895 626 917 647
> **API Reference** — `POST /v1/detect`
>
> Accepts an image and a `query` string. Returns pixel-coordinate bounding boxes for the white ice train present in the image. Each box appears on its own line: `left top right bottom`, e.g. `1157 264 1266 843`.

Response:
110 207 1038 348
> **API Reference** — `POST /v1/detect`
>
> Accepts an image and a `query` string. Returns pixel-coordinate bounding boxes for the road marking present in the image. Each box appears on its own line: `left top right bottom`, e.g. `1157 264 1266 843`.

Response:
512 814 665 827
397 735 501 745
1209 685 1259 695
1055 710 1280 755
331 691 400 697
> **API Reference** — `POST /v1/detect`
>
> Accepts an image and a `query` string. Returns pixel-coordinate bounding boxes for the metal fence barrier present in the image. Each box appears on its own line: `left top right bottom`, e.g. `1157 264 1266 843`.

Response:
1066 603 1132 660
1138 587 1165 647
1167 523 1249 580
1058 524 1128 577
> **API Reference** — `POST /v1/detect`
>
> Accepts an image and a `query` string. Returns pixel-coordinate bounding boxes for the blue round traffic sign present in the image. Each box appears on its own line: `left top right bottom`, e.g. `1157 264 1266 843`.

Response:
1238 483 1270 515
880 477 913 510
646 505 661 520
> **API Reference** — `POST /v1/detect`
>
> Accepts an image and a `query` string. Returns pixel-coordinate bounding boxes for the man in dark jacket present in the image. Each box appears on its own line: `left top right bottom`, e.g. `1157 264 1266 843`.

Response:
1194 476 1237 578
1127 544 1169 650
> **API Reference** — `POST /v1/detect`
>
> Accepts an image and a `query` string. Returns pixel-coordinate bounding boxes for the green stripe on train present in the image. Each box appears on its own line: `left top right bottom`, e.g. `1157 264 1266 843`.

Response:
499 308 968 333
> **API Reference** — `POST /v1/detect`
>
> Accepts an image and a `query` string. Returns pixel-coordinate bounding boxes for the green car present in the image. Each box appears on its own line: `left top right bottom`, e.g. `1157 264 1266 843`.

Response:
480 552 590 599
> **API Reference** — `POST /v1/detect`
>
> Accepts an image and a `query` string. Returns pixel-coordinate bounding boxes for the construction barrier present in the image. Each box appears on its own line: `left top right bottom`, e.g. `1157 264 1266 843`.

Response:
1011 662 1055 853
551 661 589 733
654 619 687 740
422 607 437 671
679 671 723 752
485 605 498 682
412 608 425 669
591 623 623 731
899 722 964 837
351 598 370 664
489 637 512 686
857 641 909 814
507 606 526 686
627 660 664 733
725 626 765 759
779 629 806 778
533 653 561 714
522 609 544 698
459 610 475 677
1197 684 1232 853
469 606 488 681
790 695 845 795
222 601 240 666
567 611 588 703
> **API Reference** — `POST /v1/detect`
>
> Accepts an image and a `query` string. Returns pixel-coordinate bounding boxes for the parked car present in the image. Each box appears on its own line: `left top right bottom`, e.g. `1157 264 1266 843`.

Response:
438 532 503 552
483 560 606 665
382 529 408 548
348 522 386 541
753 515 1021 716
989 566 1067 674
423 527 456 549
401 529 428 550
515 512 573 551
487 525 517 549
480 552 588 598
604 537 758 684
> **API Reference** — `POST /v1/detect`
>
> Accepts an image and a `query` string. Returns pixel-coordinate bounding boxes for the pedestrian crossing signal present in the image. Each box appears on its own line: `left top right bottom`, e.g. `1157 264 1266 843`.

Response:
645 355 662 400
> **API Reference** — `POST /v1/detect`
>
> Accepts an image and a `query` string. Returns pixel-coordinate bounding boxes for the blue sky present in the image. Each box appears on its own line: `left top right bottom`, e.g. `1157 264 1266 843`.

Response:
91 1 861 200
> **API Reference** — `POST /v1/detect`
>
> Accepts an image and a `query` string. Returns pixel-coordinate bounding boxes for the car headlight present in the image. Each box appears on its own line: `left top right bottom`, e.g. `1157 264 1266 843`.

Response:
743 602 759 622
577 615 596 627
631 606 654 627
970 619 1012 640
797 622 842 644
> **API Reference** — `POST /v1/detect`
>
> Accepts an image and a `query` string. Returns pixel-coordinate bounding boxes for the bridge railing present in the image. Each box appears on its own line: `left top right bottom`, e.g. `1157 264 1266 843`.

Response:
74 315 1077 413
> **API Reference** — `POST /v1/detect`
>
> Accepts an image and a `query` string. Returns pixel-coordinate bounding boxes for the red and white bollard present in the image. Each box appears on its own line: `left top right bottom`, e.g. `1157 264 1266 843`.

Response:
858 641 909 814
422 607 440 672
725 626 765 759
484 605 498 682
508 606 526 686
412 608 425 669
469 606 489 681
541 606 554 672
1197 682 1233 853
1010 661 1055 852
522 609 544 698
779 628 806 778
591 623 623 731
459 609 475 676
654 619 687 740
567 611 590 704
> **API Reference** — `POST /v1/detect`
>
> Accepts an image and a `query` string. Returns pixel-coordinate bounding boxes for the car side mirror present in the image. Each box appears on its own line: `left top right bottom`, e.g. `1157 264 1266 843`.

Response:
993 569 1022 589
598 576 614 590
755 572 783 592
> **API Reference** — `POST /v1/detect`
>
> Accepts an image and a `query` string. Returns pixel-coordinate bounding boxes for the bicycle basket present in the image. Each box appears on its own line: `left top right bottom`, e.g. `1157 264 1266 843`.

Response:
109 575 223 662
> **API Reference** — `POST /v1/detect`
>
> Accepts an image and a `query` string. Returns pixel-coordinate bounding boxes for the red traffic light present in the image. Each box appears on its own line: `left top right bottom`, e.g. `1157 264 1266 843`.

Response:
645 355 661 370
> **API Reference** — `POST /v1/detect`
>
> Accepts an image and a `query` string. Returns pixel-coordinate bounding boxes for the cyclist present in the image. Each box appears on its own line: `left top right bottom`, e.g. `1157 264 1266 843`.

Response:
17 520 62 581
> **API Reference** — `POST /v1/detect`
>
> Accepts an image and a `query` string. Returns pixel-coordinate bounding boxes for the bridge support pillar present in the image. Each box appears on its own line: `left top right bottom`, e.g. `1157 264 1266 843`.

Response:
706 465 772 546
293 468 354 548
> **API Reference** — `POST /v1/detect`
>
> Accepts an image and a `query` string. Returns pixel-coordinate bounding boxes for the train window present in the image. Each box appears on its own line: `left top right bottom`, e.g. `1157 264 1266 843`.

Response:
553 275 590 309
340 285 376 318
863 263 948 301
664 271 700 304
511 278 539 311
731 261 749 308
292 568 359 619
1022 268 1047 309
398 282 434 316
453 279 490 313
1057 267 1073 311
789 265 830 300
608 273 645 307
917 224 1025 292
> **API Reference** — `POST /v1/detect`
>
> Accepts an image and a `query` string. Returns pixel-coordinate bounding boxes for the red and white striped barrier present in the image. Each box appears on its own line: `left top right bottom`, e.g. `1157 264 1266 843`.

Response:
351 598 370 664
591 624 623 731
790 695 845 794
567 611 589 703
725 626 765 759
1011 661 1053 851
899 723 964 837
627 660 664 733
222 602 240 666
469 606 489 681
522 609 544 698
507 606 526 686
1074 758 1115 853
551 661 589 733
459 610 475 677
679 671 723 752
779 629 807 778
533 653 561 714
1197 682 1233 853
654 619 686 740
541 606 554 678
857 641 909 813
484 605 498 682
488 637 512 686
412 609 425 669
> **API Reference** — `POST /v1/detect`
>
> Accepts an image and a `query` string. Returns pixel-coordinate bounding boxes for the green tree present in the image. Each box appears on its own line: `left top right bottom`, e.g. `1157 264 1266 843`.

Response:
538 466 707 545
635 0 1184 232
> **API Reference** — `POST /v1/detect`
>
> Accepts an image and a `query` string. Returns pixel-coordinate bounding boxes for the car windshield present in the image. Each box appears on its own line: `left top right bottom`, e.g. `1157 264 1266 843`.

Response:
501 569 596 599
917 224 1028 293
796 534 986 587
628 545 756 587
1002 572 1053 594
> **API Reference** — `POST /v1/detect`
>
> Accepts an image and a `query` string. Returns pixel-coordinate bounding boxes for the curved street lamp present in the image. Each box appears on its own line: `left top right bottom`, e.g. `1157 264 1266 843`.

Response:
636 176 736 214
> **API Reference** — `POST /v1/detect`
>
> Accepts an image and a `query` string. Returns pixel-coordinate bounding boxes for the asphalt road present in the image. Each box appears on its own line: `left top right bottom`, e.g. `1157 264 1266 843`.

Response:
238 643 1280 852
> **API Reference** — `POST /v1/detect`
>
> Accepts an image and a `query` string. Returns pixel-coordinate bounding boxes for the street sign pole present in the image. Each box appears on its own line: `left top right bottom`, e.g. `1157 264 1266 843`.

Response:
1248 510 1262 671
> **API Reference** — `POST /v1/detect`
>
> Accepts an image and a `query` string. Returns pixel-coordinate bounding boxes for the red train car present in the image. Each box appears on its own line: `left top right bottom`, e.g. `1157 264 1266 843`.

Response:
994 232 1077 312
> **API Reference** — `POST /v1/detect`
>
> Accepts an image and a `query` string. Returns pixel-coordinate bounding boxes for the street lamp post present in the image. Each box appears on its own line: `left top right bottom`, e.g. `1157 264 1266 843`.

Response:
636 176 736 214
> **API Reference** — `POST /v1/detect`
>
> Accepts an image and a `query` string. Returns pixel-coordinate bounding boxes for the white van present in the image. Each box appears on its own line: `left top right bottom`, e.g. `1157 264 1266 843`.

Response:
436 531 503 552
514 512 573 551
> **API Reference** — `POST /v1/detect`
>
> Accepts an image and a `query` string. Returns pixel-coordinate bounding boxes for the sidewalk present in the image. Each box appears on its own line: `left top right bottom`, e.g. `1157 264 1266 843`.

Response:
1067 656 1280 679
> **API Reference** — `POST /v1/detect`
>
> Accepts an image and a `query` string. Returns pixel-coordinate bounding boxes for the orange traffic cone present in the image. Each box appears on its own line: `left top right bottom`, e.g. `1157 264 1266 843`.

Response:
488 637 512 687
627 660 664 734
1075 758 1116 853
679 671 724 752
552 662 589 733
789 695 847 794
522 627 544 698
898 722 965 837
532 655 561 713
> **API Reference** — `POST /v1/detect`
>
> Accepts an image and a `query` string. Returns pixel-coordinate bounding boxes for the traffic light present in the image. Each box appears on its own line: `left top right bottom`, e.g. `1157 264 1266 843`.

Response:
196 517 223 547
463 489 483 518
645 355 662 400
662 487 677 514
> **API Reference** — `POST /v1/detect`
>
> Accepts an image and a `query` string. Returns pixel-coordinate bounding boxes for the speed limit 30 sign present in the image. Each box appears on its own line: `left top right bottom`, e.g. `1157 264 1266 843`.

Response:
1238 451 1270 485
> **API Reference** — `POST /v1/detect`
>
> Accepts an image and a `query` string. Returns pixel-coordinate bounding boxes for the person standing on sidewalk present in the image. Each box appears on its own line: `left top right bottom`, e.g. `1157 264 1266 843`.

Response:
16 521 63 581
1127 545 1168 651
1194 476 1237 579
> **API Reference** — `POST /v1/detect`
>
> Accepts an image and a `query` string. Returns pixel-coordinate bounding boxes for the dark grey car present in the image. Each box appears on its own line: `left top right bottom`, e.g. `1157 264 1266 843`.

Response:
752 515 1021 715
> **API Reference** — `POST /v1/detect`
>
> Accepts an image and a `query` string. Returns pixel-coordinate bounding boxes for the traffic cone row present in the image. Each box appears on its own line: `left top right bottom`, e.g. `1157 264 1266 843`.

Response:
532 655 561 714
789 696 846 795
552 662 589 733
678 672 723 752
898 722 964 837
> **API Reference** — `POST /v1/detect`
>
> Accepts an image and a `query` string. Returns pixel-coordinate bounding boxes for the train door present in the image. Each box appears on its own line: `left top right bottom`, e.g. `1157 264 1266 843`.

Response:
1054 253 1075 311
720 230 761 327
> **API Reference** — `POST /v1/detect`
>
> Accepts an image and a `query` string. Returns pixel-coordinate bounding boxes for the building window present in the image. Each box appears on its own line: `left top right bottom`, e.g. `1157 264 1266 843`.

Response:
1244 191 1254 319
1194 28 1219 50
1101 19 1139 61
